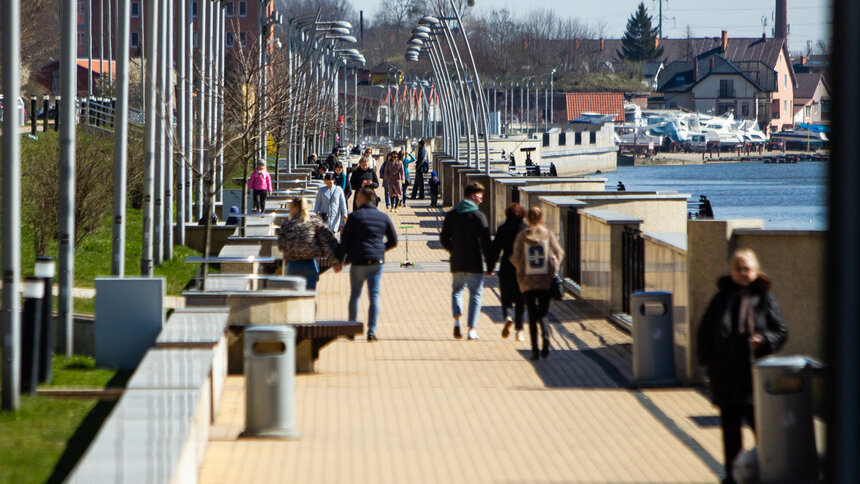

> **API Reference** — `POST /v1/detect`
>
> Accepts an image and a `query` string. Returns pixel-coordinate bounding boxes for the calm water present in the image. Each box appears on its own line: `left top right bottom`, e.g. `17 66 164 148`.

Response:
589 161 827 230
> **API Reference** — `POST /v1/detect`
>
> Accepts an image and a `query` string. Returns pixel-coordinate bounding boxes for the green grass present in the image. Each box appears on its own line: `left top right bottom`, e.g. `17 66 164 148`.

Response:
0 354 127 483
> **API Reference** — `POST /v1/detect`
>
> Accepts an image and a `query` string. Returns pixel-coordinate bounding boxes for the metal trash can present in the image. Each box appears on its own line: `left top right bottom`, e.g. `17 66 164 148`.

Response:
631 291 679 386
241 326 300 439
754 355 822 483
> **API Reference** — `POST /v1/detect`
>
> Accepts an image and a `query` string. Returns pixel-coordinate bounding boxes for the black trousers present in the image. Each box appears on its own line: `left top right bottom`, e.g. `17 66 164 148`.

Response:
411 170 425 199
252 189 268 212
523 289 551 352
500 271 524 331
719 403 756 481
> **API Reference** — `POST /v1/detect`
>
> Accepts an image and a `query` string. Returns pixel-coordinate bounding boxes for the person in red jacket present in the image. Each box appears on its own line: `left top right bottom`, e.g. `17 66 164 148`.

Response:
248 159 273 212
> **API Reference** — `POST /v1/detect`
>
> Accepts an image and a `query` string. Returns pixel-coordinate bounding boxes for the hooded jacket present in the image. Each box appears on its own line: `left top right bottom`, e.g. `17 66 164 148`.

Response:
697 275 788 406
510 224 564 293
440 199 492 273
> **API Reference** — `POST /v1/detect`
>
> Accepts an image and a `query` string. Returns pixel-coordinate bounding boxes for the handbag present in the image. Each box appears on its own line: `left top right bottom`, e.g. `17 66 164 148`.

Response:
550 273 564 300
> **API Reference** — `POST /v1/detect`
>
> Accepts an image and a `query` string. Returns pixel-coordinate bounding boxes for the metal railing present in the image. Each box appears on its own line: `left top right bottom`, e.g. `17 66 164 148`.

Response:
77 96 145 138
621 226 645 314
566 209 581 284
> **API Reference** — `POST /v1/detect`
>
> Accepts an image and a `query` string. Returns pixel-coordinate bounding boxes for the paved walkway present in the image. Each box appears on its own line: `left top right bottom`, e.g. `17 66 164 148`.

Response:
199 198 740 483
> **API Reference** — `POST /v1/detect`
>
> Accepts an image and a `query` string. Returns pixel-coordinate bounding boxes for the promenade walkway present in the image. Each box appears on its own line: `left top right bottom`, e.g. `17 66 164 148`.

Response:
199 198 737 483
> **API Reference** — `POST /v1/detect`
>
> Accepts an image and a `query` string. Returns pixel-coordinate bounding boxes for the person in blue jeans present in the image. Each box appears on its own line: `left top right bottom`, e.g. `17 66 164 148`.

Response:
440 183 495 340
334 188 398 341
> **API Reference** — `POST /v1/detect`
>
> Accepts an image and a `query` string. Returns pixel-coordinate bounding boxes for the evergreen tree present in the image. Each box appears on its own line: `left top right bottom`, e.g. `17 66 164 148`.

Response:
618 2 664 62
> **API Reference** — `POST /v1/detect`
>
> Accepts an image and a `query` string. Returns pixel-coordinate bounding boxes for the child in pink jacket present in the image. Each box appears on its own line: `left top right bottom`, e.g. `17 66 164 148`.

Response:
248 159 273 212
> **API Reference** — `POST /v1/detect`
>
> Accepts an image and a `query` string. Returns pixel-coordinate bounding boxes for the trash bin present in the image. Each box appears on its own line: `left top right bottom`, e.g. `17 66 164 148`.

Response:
754 355 822 483
241 325 300 439
631 291 679 386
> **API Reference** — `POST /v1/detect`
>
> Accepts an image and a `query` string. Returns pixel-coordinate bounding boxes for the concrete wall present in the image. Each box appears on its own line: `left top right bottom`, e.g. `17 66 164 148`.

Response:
643 234 690 381
491 178 604 231
540 123 619 175
580 210 643 316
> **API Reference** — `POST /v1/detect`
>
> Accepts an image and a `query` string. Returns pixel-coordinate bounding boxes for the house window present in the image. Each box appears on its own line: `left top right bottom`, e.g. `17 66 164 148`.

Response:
783 100 787 114
589 131 596 144
131 31 139 49
193 1 198 18
742 102 750 118
240 32 247 48
226 32 234 48
821 100 830 121
719 79 734 98
559 132 566 146
772 99 780 118
542 133 550 147
784 74 787 89
574 132 582 145
814 103 819 115
805 105 811 119
225 1 234 17
131 2 139 18
239 1 247 17
193 32 198 49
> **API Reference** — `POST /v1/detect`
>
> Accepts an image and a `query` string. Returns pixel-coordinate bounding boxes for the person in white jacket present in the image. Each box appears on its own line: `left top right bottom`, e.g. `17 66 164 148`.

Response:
314 172 348 233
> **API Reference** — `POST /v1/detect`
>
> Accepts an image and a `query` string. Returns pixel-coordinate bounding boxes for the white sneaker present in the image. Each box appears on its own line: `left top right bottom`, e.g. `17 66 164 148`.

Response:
515 330 525 342
467 329 479 340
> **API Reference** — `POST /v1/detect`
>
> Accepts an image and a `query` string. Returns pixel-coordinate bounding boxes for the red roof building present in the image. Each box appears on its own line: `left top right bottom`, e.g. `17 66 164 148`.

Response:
565 93 625 123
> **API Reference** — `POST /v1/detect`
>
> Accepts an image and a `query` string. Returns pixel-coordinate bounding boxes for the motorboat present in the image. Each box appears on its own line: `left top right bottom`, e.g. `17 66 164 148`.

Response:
770 125 829 150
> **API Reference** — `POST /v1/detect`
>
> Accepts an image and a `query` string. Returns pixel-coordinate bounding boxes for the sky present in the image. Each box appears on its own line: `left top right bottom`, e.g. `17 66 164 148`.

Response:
350 0 831 53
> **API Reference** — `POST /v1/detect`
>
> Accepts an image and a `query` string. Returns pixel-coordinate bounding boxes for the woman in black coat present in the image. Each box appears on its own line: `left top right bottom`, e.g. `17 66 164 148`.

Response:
490 203 528 341
697 248 787 484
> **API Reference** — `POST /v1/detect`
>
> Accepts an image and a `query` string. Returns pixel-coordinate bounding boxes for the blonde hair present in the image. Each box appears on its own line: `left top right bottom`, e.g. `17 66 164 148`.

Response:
730 248 760 272
290 198 311 222
526 206 543 225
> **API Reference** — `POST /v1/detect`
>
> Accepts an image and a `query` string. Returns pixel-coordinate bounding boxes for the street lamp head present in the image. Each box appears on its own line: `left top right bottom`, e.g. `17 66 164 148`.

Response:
327 26 351 35
418 16 440 25
327 34 358 44
412 26 432 34
325 20 353 29
407 39 424 46
411 32 431 40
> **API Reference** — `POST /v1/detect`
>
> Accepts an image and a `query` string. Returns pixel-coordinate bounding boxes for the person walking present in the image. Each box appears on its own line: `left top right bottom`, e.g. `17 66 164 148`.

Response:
697 249 787 484
314 172 348 233
428 170 440 208
334 161 352 202
335 187 398 341
324 145 339 171
510 206 564 360
384 151 405 211
349 155 380 210
277 198 339 290
359 147 376 171
491 203 528 341
379 153 391 209
411 139 429 199
440 183 494 340
247 159 273 212
400 150 414 207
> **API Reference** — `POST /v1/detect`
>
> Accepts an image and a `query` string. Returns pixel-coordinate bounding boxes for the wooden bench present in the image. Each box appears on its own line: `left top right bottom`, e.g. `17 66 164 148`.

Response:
294 321 364 373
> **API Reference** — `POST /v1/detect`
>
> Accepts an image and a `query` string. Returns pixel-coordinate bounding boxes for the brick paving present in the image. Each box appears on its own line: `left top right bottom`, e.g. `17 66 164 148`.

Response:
199 196 734 483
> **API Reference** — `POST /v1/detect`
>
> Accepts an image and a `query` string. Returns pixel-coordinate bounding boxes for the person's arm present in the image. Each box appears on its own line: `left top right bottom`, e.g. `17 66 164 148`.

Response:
510 233 524 274
550 232 565 270
756 292 788 357
316 223 340 262
439 213 452 252
370 170 379 189
349 170 361 191
696 297 720 366
479 215 494 274
384 216 398 251
266 172 273 193
336 216 353 262
313 190 324 215
489 228 504 270
338 188 348 220
247 172 255 190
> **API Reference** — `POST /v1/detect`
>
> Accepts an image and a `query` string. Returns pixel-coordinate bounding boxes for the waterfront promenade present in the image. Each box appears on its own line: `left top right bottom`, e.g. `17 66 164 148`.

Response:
198 198 737 483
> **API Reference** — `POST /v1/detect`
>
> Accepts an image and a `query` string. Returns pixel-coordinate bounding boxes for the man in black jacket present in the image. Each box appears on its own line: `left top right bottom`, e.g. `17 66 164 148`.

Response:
349 156 380 210
411 139 429 199
324 146 339 171
440 183 495 340
335 188 398 341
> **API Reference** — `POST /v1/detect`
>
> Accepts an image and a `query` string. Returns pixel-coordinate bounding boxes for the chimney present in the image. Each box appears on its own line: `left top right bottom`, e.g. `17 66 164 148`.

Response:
600 38 605 51
693 57 699 81
721 30 728 53
775 0 788 38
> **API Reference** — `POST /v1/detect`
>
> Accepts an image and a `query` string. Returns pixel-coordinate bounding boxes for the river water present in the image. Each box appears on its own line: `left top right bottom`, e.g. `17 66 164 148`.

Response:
588 161 827 230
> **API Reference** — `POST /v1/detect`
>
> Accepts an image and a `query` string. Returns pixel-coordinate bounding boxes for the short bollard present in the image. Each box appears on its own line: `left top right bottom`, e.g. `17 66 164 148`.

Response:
754 355 823 483
20 277 44 396
35 256 55 383
241 326 300 439
631 291 680 387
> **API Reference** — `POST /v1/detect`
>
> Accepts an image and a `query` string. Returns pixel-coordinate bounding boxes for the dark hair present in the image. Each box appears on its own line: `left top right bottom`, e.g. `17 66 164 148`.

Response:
323 172 335 180
357 187 377 204
505 203 525 220
418 139 425 145
464 182 484 199
334 162 344 170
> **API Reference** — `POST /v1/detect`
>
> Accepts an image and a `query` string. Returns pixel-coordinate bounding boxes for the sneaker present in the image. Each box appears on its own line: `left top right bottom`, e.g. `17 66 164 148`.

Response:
515 330 525 342
453 325 462 339
467 329 479 340
368 333 378 342
501 319 513 339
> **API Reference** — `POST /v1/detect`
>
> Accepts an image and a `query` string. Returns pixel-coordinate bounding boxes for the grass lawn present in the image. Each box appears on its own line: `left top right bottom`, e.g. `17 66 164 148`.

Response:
0 354 128 483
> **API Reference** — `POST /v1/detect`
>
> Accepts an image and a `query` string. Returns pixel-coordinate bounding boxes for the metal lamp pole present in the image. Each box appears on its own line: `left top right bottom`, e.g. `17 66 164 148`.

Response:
112 0 131 275
58 0 77 353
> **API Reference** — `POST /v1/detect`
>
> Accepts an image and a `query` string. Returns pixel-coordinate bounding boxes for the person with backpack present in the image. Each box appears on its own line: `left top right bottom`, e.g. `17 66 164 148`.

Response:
428 170 441 208
510 206 564 360
440 183 494 340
